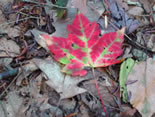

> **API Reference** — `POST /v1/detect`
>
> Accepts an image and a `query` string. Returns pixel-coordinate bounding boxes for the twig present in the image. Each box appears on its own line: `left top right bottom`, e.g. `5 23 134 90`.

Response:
0 16 39 27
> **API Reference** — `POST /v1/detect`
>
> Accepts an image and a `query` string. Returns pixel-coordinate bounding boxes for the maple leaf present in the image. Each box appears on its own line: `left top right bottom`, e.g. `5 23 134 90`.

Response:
42 13 125 76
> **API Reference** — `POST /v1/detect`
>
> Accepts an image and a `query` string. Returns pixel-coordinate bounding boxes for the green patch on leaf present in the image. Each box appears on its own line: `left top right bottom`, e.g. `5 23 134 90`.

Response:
80 36 88 42
68 54 75 59
59 57 70 64
72 44 79 49
101 48 108 57
63 49 68 53
82 47 88 52
115 38 121 42
82 57 88 64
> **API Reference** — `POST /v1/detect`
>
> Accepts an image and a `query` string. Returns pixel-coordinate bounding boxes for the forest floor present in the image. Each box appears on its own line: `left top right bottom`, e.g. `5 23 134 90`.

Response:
0 0 155 117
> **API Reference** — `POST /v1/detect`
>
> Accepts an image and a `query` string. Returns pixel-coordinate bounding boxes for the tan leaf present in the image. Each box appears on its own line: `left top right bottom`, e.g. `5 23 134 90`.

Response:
127 58 155 117
33 57 87 99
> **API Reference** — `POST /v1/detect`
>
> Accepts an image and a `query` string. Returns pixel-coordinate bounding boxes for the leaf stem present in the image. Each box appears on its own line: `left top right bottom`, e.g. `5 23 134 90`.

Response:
91 67 107 117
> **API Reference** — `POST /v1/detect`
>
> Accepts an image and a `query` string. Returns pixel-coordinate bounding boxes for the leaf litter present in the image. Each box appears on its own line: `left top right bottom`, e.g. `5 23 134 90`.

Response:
0 0 155 117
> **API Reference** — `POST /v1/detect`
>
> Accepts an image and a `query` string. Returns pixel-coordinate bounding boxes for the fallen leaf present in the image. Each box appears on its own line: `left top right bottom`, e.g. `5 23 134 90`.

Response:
0 9 20 37
127 58 155 117
16 60 39 86
0 37 20 57
42 13 124 76
128 6 144 16
0 91 24 117
0 25 20 38
6 26 20 38
119 58 135 102
33 57 87 99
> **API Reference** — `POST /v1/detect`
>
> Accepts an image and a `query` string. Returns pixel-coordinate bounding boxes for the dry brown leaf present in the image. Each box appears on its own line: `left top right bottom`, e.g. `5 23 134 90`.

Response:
0 37 20 57
127 58 155 117
72 0 87 14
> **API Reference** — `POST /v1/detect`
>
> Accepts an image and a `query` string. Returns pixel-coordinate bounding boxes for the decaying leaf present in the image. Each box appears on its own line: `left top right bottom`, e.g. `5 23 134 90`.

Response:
127 58 155 117
42 13 125 76
33 57 87 99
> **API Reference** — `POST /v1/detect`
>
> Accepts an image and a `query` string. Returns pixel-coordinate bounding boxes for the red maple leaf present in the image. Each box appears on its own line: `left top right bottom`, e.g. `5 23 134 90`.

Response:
42 13 125 76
